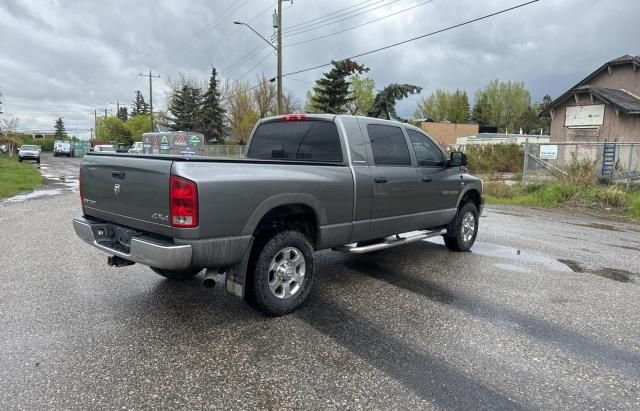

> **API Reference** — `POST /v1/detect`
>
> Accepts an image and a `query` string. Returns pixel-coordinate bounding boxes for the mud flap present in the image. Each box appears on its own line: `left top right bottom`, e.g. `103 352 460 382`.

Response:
225 238 253 298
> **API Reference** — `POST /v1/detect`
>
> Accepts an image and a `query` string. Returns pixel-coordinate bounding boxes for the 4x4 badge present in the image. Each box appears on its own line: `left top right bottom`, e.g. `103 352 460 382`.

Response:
113 184 121 196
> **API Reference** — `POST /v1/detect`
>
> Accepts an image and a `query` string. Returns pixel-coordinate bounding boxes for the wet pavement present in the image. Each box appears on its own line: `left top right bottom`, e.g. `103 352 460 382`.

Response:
2 153 81 203
0 182 639 409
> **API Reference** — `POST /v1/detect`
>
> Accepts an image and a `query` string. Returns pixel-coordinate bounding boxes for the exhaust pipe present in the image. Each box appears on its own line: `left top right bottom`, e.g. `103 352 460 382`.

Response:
203 269 218 289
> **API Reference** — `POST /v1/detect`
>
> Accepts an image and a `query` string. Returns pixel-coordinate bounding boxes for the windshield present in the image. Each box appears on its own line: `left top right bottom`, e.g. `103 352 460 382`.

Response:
21 145 38 150
99 146 115 152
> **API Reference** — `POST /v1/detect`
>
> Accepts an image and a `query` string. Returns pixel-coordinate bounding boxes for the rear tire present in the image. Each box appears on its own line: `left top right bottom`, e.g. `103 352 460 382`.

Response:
150 267 203 280
18 158 22 162
247 230 315 316
444 202 479 251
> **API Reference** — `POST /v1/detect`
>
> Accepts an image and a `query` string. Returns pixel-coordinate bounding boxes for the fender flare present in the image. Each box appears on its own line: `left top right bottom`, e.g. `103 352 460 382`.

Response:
240 193 327 236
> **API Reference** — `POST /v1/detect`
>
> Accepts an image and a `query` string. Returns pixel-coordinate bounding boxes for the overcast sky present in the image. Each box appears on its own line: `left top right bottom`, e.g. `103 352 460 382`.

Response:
0 0 638 138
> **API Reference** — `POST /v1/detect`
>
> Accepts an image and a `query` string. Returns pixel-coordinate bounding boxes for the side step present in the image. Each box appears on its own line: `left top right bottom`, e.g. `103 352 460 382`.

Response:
334 229 447 254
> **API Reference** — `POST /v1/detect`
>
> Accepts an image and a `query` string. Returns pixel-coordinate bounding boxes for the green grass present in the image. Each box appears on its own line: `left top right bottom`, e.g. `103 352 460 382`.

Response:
485 180 640 221
0 155 44 197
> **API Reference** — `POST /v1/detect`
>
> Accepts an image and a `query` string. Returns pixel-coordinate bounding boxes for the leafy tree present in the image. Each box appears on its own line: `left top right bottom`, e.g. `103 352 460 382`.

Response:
368 83 422 121
96 117 132 144
124 114 152 141
472 79 531 132
117 107 128 121
309 59 369 113
168 84 203 131
54 117 67 138
415 89 470 123
201 66 226 143
131 90 150 116
253 74 277 118
227 81 258 144
346 74 375 115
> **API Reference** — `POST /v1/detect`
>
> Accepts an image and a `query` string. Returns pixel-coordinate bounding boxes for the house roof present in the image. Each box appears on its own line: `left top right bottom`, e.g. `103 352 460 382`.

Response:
574 85 640 114
549 54 640 110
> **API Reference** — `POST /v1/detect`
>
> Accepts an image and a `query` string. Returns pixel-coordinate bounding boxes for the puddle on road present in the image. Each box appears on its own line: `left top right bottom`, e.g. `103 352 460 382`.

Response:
564 222 624 232
426 237 573 272
549 259 634 283
5 189 65 202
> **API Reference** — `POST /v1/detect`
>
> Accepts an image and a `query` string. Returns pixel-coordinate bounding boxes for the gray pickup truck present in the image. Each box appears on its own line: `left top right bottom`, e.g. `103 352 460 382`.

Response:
73 114 483 315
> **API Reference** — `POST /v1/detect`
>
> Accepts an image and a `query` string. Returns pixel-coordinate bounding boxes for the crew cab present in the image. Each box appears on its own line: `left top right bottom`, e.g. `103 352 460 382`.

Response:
73 114 483 315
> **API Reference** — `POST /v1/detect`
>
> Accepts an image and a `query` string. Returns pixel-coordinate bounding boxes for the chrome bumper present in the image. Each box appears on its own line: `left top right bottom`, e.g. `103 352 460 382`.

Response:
72 218 192 270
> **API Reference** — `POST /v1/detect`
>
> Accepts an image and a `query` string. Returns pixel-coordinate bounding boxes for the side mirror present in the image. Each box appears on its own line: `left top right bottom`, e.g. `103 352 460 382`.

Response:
449 151 468 167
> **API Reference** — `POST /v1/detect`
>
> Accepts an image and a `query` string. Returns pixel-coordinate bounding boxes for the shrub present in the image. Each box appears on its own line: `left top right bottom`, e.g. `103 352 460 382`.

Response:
465 144 524 175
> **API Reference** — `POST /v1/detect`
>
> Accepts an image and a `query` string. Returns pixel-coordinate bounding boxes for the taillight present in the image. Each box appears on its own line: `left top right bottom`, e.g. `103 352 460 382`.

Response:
282 113 305 121
170 175 198 228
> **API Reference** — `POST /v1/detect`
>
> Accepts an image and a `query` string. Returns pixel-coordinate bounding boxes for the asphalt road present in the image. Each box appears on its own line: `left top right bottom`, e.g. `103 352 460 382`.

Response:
1 156 639 409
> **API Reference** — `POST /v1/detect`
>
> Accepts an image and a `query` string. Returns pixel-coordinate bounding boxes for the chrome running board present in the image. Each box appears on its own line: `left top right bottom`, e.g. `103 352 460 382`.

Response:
334 229 447 254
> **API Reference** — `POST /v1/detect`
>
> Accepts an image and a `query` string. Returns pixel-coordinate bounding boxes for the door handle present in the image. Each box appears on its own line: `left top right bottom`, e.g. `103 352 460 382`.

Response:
422 176 432 182
374 177 387 183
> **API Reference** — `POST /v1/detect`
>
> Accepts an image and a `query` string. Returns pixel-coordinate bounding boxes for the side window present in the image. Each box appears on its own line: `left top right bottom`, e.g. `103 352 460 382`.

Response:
247 121 343 162
407 129 444 166
367 124 411 166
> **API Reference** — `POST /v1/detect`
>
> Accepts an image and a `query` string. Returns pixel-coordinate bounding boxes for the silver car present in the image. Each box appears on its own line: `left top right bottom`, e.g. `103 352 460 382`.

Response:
18 145 41 164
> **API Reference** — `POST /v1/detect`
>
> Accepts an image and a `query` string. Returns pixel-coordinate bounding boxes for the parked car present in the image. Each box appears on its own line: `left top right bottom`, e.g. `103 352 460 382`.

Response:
54 140 73 157
128 142 143 154
18 145 41 163
93 145 116 153
73 114 483 315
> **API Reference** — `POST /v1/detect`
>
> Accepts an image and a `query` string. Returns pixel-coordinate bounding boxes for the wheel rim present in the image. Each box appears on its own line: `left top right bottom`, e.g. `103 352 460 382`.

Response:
461 212 476 243
268 247 306 299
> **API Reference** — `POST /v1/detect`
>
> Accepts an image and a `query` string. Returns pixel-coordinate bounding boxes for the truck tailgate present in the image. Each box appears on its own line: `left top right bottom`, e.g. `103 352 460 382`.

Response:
81 154 173 236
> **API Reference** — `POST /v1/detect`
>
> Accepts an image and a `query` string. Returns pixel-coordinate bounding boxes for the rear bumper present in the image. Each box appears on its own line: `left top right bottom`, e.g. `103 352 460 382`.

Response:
72 217 192 270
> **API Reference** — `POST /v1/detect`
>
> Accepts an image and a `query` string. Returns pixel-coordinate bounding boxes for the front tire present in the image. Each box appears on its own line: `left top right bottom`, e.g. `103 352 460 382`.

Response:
444 202 479 251
247 230 315 316
150 267 203 280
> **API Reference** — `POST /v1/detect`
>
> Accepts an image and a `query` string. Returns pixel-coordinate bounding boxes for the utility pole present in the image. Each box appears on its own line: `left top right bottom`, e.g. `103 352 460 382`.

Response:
276 0 283 115
94 110 97 140
140 70 160 132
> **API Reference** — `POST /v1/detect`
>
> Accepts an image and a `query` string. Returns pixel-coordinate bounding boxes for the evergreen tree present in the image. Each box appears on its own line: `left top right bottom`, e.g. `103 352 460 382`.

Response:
54 117 66 138
131 90 150 116
169 84 202 131
310 59 369 113
471 92 491 126
368 83 421 121
200 67 226 142
117 107 128 121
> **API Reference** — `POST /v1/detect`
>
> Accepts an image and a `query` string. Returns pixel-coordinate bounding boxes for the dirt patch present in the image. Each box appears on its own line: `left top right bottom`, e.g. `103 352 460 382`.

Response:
591 268 634 283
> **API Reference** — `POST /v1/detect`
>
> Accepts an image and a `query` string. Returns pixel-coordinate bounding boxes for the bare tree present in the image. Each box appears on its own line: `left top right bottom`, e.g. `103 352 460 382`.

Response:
253 74 276 118
0 117 20 157
226 81 258 144
282 91 301 114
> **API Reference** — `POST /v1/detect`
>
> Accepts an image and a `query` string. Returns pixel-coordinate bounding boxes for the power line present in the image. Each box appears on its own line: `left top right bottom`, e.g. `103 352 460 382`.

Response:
285 0 436 48
283 0 540 78
238 49 276 80
152 0 254 70
284 0 376 31
160 2 275 79
283 0 390 35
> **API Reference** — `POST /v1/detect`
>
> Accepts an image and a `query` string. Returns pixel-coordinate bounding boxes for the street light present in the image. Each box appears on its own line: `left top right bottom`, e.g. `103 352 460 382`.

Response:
233 21 276 50
234 20 282 115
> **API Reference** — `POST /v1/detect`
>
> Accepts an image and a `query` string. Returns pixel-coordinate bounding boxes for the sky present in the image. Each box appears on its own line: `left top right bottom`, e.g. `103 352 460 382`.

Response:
0 0 638 139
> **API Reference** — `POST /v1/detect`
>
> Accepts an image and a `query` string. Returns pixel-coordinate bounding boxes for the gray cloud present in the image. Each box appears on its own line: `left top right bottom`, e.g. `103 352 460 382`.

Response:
0 0 638 137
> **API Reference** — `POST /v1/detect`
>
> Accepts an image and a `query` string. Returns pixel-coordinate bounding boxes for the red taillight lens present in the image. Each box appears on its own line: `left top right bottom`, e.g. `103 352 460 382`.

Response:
282 113 305 121
170 176 198 228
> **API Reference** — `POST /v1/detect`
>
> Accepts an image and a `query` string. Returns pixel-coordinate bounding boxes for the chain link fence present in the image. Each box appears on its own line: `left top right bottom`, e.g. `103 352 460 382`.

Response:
522 141 640 189
203 145 246 158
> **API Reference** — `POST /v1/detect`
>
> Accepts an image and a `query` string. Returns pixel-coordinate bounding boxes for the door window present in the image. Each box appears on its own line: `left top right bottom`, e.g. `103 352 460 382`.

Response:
367 124 411 166
406 129 445 167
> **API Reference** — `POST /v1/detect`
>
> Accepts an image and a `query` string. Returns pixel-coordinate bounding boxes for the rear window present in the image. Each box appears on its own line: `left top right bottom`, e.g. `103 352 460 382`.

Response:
247 120 343 162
